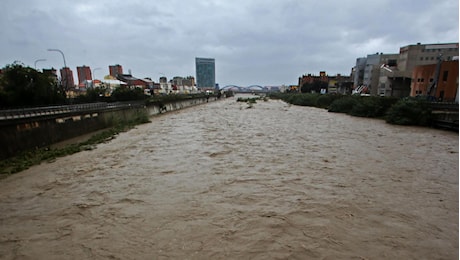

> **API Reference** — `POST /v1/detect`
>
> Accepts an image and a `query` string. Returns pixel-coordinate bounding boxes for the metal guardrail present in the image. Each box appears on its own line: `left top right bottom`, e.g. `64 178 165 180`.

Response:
429 102 459 111
0 101 145 120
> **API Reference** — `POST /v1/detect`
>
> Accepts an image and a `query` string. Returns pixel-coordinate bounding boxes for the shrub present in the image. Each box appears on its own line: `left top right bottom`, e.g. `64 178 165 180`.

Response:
385 98 432 125
291 93 319 106
350 96 385 117
316 94 334 108
111 87 147 101
329 96 399 118
328 96 358 113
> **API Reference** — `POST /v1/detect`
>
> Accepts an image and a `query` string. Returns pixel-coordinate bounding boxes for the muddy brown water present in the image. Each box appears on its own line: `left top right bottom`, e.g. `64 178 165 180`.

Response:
0 94 458 259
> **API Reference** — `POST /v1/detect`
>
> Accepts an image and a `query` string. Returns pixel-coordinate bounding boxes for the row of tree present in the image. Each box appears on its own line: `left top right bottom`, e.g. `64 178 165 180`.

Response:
0 62 66 107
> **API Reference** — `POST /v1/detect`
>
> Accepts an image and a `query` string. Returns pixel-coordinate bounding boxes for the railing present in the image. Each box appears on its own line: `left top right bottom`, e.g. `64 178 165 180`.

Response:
0 101 145 120
428 102 459 111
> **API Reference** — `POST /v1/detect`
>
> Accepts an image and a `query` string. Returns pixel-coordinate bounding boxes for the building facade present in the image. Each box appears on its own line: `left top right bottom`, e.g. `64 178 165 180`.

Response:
109 64 123 78
410 60 459 102
398 42 459 78
59 67 75 90
298 71 352 94
195 57 215 90
77 65 92 84
171 76 195 87
352 57 367 88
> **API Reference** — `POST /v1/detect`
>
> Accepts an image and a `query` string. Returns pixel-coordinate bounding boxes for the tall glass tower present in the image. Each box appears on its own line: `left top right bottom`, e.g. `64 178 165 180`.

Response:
195 57 215 90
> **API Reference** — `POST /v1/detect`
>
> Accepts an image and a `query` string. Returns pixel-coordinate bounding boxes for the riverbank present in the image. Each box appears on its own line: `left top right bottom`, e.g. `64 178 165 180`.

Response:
269 92 458 131
0 95 221 176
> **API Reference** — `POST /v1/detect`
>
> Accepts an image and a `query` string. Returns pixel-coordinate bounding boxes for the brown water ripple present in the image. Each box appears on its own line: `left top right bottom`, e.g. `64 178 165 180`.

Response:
0 94 457 259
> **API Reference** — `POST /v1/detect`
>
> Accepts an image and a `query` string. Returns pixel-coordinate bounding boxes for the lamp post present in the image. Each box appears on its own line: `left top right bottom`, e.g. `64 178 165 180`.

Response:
92 67 101 80
47 48 67 90
34 59 46 70
92 67 101 88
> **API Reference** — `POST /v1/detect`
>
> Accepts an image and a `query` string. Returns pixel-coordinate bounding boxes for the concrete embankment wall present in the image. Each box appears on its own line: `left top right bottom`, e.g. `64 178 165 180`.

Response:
146 97 214 116
0 97 216 160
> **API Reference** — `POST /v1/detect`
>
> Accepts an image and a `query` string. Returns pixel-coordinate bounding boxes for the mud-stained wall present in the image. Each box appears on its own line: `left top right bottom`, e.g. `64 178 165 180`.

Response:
0 97 217 159
146 97 214 116
0 108 144 159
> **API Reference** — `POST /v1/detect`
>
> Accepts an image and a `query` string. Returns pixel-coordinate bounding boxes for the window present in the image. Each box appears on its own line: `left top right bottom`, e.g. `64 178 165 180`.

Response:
442 71 448 81
387 59 397 66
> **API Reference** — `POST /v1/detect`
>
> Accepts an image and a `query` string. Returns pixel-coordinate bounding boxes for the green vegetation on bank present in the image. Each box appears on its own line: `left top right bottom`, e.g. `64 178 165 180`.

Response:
269 93 433 126
0 110 149 177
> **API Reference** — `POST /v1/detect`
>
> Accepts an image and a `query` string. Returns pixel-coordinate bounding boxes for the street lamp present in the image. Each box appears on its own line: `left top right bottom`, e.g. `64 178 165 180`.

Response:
92 67 101 80
47 48 67 90
34 59 46 70
92 67 101 88
47 49 66 68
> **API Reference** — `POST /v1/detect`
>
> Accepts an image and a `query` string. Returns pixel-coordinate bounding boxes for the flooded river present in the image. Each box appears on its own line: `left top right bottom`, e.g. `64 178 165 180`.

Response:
0 94 458 259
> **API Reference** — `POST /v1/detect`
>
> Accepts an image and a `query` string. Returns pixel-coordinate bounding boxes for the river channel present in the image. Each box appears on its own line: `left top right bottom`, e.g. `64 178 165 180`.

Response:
0 94 458 259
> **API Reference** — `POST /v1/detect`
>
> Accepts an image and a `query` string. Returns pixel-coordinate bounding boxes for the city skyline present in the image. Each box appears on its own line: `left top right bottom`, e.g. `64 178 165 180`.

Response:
1 0 458 87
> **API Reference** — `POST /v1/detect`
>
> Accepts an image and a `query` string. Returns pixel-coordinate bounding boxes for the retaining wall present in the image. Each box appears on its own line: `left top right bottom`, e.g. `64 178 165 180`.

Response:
0 97 217 160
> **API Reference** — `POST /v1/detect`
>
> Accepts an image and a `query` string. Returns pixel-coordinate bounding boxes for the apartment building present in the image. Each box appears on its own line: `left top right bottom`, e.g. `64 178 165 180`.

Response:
76 65 92 84
59 67 75 90
109 64 123 78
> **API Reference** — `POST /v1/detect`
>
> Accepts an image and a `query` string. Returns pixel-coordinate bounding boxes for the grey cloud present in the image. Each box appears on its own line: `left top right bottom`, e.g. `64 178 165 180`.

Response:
1 0 458 86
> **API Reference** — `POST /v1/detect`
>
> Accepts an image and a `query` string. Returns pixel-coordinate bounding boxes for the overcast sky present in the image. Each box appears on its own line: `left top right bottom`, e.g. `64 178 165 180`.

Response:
1 0 458 87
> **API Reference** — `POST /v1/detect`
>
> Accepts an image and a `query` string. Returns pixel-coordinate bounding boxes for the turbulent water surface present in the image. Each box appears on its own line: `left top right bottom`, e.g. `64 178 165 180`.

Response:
0 94 458 259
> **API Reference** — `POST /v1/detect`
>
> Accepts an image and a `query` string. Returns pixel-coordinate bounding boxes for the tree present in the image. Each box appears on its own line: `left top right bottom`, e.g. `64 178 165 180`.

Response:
110 86 147 101
0 62 66 107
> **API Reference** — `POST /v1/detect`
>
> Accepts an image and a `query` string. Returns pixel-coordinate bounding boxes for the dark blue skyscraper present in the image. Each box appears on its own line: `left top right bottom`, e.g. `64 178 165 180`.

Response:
195 57 215 90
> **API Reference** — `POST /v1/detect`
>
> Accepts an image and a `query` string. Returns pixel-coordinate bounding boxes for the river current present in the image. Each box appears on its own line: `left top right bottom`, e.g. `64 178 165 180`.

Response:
0 94 458 259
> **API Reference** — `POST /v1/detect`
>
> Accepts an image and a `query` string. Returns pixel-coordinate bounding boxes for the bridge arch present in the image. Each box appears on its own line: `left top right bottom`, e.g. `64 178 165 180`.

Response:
221 85 269 92
222 85 243 91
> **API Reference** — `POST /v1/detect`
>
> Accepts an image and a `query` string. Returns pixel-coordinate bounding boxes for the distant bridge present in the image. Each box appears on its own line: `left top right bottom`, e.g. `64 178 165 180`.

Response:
221 85 270 93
